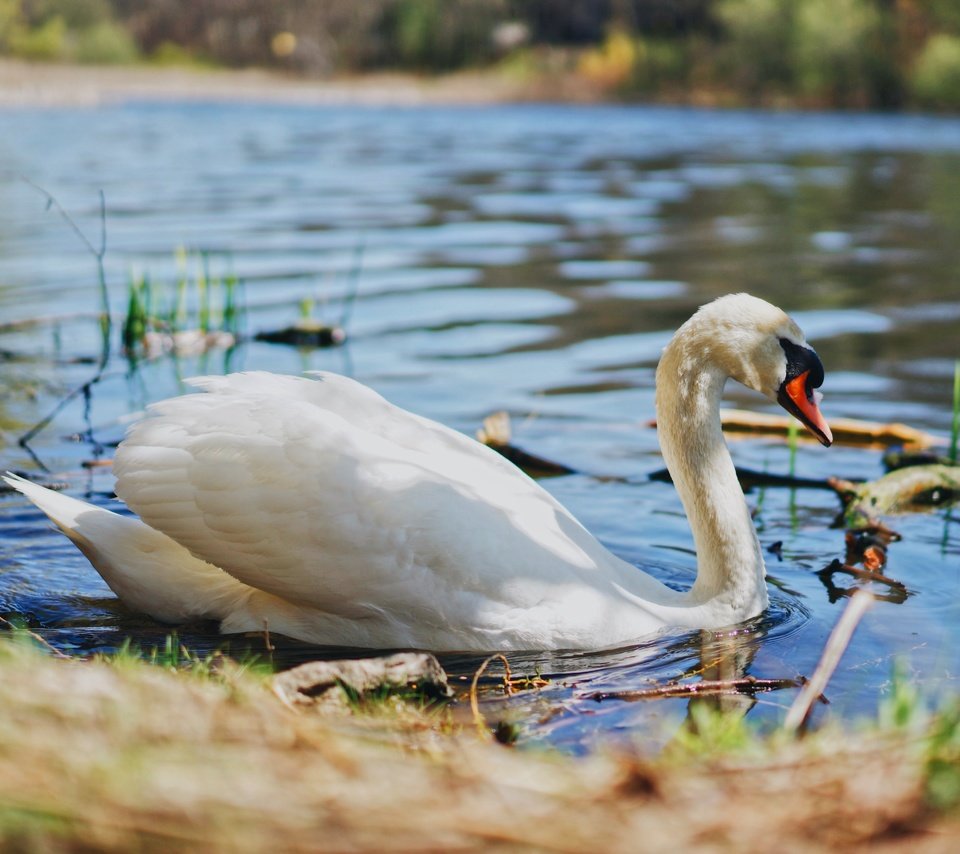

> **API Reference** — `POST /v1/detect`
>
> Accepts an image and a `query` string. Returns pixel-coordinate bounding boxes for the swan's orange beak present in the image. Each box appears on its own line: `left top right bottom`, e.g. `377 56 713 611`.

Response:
778 370 832 446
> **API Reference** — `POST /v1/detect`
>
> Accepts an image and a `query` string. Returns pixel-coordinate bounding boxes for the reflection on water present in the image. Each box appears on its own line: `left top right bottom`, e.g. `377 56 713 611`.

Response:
1 103 959 750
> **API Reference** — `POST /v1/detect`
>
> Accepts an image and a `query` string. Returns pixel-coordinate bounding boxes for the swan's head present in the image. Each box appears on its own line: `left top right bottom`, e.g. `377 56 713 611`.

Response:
679 293 833 446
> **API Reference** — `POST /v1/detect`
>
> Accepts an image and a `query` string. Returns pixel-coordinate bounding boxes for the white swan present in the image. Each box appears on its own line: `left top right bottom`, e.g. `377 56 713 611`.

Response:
4 293 832 651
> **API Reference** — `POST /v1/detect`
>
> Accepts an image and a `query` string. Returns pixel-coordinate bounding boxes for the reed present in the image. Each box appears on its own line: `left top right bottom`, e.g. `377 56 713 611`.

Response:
787 417 799 476
121 249 242 357
949 360 959 464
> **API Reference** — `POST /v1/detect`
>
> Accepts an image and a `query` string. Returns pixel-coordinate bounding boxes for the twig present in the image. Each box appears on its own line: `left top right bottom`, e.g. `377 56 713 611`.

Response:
262 619 275 653
17 369 124 468
15 183 114 467
588 675 812 703
784 591 873 733
818 560 907 591
469 653 513 736
20 178 110 343
0 616 70 659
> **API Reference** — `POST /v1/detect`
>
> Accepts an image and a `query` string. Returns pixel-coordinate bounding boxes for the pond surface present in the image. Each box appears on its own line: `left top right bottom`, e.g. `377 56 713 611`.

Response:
1 102 959 751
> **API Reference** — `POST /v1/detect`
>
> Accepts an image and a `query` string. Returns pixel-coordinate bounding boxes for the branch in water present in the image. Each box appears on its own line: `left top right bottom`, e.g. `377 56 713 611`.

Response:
587 675 816 703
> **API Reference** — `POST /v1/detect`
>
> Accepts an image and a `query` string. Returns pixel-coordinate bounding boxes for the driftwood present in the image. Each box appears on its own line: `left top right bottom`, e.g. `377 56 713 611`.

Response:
650 409 942 449
272 652 451 711
784 591 873 733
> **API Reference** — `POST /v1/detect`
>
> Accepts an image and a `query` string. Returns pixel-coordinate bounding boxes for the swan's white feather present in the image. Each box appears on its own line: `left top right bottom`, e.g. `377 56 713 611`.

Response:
112 371 671 648
7 295 822 651
1 472 251 623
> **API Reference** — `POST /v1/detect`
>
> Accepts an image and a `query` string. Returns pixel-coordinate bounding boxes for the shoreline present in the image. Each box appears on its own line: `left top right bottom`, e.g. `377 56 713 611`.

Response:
1 638 958 851
0 59 600 108
6 60 958 115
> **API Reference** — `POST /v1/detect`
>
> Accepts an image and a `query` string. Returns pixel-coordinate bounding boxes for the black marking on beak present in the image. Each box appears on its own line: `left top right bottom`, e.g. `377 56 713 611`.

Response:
777 338 832 446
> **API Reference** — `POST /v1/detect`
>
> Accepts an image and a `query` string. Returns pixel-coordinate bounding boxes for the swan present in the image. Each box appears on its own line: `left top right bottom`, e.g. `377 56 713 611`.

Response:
4 293 832 651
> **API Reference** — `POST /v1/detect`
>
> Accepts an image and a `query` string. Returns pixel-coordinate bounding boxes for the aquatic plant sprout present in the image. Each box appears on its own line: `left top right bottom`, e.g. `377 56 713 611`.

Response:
950 360 959 465
121 250 242 359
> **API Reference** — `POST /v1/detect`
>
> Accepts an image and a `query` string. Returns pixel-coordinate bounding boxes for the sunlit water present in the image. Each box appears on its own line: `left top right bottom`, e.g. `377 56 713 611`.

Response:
1 103 958 751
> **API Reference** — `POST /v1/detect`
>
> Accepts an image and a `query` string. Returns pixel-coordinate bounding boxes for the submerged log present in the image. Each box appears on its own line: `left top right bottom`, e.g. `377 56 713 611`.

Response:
255 322 346 348
649 465 834 491
648 409 943 449
477 411 577 477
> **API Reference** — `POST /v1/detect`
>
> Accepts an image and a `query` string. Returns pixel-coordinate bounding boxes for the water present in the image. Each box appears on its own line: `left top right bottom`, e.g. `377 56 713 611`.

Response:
1 102 958 751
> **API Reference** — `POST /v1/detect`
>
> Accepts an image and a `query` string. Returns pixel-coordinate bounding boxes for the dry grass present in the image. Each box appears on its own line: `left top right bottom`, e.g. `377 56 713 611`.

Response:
0 639 957 852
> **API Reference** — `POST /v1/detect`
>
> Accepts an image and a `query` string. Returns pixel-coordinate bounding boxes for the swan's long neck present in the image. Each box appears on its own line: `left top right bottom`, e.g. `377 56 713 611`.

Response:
655 334 768 616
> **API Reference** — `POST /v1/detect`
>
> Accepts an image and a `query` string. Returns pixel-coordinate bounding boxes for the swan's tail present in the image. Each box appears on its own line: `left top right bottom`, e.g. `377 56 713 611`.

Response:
3 473 253 624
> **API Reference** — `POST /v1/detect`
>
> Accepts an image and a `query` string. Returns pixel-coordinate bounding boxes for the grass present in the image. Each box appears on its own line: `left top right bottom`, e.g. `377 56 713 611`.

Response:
104 635 273 683
787 417 799 475
0 634 958 850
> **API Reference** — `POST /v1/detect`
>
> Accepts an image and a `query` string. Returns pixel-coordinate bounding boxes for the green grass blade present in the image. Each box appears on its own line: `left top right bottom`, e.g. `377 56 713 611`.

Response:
223 271 238 334
950 360 959 465
198 252 210 333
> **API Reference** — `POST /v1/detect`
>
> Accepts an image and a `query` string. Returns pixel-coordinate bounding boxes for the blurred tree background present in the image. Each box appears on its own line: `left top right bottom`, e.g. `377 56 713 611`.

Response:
1 0 959 110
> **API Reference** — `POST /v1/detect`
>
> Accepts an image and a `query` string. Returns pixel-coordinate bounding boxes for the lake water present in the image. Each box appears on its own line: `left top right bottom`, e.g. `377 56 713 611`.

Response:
1 102 958 751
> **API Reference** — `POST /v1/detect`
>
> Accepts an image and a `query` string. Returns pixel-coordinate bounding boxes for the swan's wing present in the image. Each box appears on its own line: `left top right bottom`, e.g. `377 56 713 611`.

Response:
114 372 611 630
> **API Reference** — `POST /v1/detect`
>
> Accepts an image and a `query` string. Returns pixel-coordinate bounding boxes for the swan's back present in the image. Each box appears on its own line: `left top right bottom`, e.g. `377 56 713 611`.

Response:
114 372 638 648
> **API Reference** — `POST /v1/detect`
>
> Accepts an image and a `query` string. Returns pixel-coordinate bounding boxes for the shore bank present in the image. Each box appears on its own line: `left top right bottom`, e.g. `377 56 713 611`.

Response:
1 639 958 851
0 59 597 108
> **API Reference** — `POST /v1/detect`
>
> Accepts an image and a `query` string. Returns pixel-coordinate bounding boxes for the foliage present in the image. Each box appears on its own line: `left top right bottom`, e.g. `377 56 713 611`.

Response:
148 39 204 67
925 699 960 811
630 35 689 94
663 664 960 816
390 0 506 71
665 700 760 758
577 28 637 90
6 13 64 60
578 28 692 97
877 661 960 811
104 635 273 682
1 0 138 63
0 0 22 49
716 0 795 100
73 19 138 63
793 0 882 106
911 34 960 110
4 1 960 110
27 0 114 31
